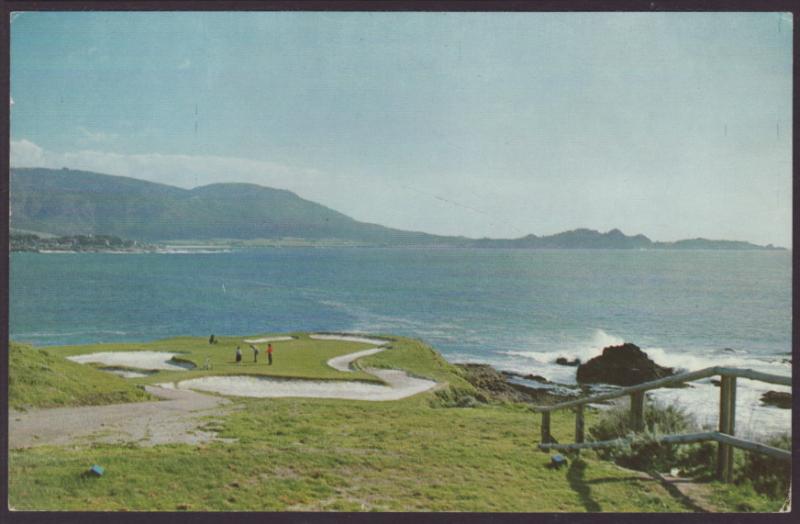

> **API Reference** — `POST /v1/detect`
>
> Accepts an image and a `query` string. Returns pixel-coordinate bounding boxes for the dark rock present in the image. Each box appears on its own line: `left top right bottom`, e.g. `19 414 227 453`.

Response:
722 347 736 353
555 357 580 366
502 370 553 384
457 363 582 405
576 343 674 386
710 379 721 387
760 391 792 409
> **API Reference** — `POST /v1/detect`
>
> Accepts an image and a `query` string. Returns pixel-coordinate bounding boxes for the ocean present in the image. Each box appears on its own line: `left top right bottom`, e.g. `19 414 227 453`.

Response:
9 247 792 437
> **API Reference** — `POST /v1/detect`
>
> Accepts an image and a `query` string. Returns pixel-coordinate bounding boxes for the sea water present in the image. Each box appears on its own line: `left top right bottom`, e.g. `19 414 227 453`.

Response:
9 248 792 437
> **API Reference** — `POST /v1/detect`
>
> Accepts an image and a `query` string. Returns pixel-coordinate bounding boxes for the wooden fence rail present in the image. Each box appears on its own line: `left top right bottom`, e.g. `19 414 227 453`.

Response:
531 366 791 482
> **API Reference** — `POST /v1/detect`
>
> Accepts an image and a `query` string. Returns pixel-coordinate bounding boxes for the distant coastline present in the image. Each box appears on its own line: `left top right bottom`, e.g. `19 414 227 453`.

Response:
10 167 788 251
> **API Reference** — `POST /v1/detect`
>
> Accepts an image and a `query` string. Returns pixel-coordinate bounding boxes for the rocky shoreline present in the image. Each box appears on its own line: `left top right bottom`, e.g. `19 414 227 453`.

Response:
457 342 792 410
456 363 588 406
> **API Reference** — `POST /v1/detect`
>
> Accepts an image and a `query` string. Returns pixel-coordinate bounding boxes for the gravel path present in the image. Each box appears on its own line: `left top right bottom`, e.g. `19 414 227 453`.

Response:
9 385 234 449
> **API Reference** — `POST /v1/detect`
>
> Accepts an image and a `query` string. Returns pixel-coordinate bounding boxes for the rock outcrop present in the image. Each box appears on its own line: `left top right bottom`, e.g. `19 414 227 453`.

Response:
760 391 791 409
576 343 674 386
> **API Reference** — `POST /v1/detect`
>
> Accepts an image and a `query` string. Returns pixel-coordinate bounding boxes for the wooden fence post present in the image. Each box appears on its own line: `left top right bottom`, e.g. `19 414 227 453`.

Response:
717 375 737 482
575 404 585 444
541 411 552 445
630 391 645 432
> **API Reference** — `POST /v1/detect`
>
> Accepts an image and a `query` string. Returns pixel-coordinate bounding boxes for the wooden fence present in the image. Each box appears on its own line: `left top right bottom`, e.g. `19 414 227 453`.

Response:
532 366 791 482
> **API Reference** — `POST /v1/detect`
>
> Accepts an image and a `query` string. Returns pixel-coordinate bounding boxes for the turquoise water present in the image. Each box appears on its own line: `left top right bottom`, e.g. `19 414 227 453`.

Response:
9 248 792 435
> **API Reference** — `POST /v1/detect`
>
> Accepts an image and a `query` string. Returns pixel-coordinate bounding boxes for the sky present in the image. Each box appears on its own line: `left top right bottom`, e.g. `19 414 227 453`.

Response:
10 11 794 247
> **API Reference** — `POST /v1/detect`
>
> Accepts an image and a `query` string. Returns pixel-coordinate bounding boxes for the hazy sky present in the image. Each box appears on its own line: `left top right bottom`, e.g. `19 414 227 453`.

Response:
10 12 793 246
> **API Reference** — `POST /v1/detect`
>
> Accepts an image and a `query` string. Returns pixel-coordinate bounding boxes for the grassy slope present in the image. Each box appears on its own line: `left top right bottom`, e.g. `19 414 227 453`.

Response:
8 334 784 512
9 342 154 410
10 397 693 512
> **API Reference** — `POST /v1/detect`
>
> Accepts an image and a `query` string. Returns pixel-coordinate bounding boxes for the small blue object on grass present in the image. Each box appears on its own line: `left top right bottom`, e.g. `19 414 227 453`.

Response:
550 454 568 469
88 465 105 477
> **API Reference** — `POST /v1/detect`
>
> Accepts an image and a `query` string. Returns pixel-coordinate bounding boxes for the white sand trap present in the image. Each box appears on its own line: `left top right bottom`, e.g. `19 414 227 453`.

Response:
168 341 437 401
166 368 435 401
242 336 295 344
310 334 390 346
67 351 194 371
327 347 387 372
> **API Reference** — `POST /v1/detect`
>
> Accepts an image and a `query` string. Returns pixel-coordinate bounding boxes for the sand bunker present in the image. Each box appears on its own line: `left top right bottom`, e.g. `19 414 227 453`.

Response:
242 336 295 344
168 336 436 401
327 347 387 372
67 351 194 371
164 368 435 401
310 334 389 346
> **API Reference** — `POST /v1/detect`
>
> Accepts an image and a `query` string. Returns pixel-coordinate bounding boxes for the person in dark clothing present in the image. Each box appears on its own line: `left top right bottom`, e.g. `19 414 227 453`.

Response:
235 345 242 364
209 334 216 345
251 344 259 363
267 343 273 365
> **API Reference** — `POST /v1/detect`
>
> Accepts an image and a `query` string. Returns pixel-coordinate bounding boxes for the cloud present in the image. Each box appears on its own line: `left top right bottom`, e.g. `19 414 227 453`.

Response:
9 138 322 193
77 126 118 143
10 138 47 166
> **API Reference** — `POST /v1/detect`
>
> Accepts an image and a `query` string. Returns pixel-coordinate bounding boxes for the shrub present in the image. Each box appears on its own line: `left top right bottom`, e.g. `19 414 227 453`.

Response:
737 433 791 499
430 386 482 408
588 399 695 472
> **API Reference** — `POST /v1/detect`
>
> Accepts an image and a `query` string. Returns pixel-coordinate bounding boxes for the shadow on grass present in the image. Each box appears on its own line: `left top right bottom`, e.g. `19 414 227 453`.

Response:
578 472 710 512
565 458 713 513
566 459 601 512
650 472 710 513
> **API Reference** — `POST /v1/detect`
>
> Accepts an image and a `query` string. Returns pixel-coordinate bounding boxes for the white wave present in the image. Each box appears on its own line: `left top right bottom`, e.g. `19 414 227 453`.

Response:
644 347 791 376
154 249 233 254
650 381 791 439
499 329 626 364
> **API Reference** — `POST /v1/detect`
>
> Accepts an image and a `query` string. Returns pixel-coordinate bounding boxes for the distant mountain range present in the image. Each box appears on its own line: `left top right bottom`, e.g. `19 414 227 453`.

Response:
9 167 785 250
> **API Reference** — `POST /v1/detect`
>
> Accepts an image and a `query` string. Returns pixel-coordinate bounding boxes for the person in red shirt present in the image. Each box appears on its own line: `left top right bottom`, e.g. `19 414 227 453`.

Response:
267 343 273 365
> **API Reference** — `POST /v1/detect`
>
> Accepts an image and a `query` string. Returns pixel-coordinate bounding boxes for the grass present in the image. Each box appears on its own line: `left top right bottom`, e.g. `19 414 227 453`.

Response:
9 342 154 410
7 333 787 512
50 333 384 387
9 396 693 512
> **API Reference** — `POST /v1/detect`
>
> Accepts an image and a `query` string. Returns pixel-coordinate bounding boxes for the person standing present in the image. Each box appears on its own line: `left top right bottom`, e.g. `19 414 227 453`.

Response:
251 344 259 363
235 345 242 364
267 343 273 366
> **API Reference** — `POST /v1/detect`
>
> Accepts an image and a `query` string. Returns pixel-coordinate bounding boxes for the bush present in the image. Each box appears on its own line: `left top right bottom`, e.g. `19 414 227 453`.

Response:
430 386 482 408
588 399 695 472
737 433 791 499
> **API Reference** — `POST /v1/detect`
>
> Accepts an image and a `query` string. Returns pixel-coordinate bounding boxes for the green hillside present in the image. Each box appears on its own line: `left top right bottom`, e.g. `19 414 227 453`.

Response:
10 167 781 249
10 167 458 245
9 342 154 410
8 335 785 511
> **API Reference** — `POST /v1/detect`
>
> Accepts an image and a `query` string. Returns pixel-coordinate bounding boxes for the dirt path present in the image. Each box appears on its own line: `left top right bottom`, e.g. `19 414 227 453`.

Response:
9 385 236 450
651 472 720 512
